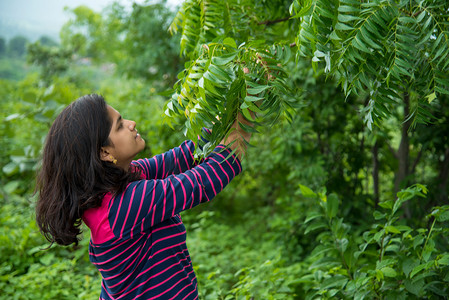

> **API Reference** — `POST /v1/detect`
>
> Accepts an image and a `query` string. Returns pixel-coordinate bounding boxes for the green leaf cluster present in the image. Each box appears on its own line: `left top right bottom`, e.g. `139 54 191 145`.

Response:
291 0 449 129
169 0 253 58
165 38 296 158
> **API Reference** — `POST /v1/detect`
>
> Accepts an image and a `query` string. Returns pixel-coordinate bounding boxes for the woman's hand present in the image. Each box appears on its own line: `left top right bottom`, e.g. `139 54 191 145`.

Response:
221 54 277 161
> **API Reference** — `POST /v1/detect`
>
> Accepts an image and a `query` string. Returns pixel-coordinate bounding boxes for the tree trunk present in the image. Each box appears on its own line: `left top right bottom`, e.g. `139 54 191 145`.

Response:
394 92 412 218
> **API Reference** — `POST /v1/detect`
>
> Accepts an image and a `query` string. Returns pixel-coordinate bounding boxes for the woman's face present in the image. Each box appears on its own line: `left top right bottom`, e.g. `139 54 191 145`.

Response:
100 105 146 170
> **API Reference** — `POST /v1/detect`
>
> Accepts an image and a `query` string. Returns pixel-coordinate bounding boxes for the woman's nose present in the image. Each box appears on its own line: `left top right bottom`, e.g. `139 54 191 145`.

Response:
128 120 136 131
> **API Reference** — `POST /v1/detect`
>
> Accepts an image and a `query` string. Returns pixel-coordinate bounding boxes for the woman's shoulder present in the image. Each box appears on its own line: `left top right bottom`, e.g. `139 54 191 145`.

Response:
83 193 116 244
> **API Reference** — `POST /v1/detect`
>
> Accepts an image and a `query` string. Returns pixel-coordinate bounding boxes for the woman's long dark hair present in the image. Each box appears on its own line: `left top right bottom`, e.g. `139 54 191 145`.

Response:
36 94 141 246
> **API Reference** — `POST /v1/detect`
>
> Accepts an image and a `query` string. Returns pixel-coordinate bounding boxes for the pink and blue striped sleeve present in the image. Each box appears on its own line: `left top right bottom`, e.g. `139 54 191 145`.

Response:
109 145 242 238
131 140 196 180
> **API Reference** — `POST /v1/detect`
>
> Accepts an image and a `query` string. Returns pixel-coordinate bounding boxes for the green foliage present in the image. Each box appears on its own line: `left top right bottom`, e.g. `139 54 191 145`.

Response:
298 184 449 298
290 0 449 129
165 38 296 157
38 36 58 47
166 0 300 156
59 2 183 90
60 4 130 63
170 0 295 56
120 1 182 86
170 0 251 57
8 35 29 57
0 192 100 300
183 209 299 299
0 37 6 56
60 6 106 59
0 57 36 81
27 42 72 83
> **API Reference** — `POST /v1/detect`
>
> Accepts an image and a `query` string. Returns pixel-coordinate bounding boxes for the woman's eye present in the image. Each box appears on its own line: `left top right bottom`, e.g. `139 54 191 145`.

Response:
118 123 123 129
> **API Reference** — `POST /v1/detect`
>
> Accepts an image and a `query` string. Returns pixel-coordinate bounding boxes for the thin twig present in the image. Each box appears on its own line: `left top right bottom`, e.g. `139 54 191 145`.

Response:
258 16 291 26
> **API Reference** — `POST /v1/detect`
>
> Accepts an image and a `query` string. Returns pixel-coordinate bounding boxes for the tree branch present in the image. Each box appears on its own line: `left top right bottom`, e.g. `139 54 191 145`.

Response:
258 16 290 26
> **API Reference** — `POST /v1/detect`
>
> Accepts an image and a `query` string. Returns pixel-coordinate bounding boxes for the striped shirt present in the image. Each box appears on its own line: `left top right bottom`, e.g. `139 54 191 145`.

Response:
83 140 242 299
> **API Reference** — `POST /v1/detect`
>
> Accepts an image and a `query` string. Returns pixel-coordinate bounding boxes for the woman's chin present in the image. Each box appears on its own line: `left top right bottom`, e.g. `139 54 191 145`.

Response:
138 140 146 152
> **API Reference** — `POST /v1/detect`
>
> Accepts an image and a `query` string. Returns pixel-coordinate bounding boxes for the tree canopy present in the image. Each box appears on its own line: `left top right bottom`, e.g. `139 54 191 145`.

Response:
8 35 28 57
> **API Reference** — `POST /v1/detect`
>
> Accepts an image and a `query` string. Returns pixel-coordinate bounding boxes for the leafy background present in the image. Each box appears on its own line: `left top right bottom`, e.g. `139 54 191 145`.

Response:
1 0 448 299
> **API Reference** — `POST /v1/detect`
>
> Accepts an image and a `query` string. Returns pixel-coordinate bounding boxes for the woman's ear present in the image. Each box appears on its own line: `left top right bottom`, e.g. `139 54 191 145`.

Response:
100 147 112 162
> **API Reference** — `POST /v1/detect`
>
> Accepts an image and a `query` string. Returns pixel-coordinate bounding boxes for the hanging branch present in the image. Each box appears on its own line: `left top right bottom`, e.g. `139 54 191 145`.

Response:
165 39 297 158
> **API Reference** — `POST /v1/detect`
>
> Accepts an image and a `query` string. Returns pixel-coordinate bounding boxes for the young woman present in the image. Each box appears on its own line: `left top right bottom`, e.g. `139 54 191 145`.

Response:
36 94 251 299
